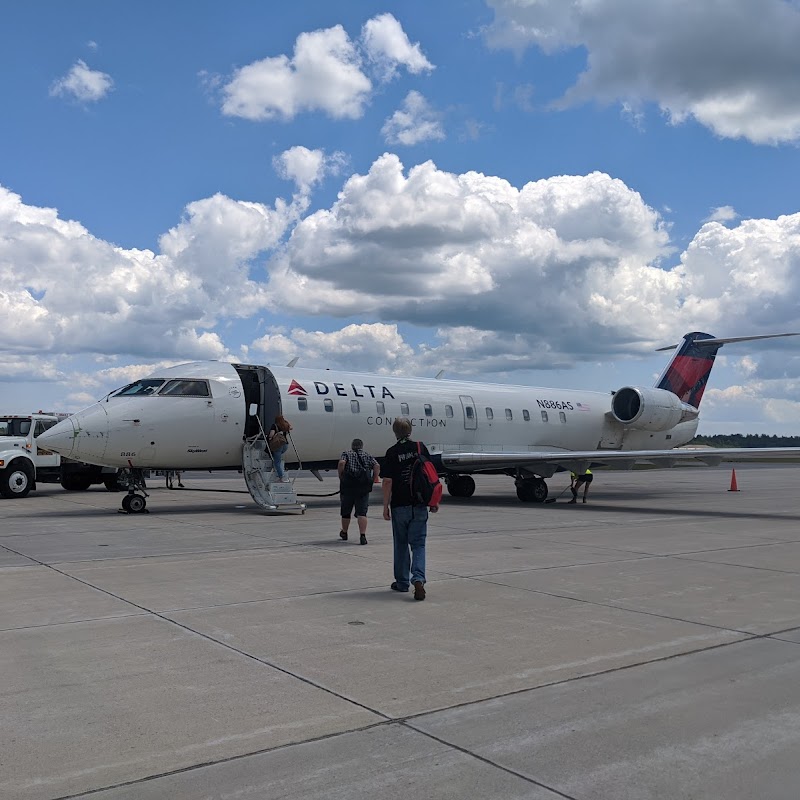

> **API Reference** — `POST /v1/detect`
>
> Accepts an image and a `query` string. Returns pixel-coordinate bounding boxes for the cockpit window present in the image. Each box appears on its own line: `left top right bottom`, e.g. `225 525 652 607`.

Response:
114 379 165 397
158 379 210 397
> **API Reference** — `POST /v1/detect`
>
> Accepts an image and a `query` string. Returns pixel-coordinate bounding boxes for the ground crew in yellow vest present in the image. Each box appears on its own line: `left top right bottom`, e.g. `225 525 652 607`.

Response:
569 468 593 504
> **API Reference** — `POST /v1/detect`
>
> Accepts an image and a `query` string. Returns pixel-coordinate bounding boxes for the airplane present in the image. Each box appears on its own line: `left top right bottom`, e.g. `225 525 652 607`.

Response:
35 330 800 514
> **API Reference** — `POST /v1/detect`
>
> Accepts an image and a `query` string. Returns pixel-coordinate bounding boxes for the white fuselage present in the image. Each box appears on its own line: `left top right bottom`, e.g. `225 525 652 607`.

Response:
37 361 698 472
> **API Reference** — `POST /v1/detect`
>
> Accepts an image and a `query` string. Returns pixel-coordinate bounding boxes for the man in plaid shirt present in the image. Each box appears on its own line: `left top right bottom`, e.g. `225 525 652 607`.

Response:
338 438 380 545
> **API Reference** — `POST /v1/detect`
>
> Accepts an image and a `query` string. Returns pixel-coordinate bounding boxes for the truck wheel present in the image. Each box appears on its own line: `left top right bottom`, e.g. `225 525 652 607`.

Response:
0 461 34 498
104 476 124 492
61 474 92 491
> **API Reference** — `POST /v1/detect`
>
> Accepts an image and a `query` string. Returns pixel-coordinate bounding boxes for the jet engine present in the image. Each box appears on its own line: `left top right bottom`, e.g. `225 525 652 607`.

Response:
611 386 699 432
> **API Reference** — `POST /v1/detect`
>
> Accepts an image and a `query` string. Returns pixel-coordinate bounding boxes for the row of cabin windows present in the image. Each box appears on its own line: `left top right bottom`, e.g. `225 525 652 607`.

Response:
294 396 567 423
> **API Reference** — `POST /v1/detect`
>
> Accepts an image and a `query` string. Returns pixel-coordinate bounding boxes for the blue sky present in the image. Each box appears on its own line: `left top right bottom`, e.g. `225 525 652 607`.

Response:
2 0 800 433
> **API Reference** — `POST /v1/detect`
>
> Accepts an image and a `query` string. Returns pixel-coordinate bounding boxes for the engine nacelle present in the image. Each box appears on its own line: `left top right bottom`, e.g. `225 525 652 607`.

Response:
611 386 698 432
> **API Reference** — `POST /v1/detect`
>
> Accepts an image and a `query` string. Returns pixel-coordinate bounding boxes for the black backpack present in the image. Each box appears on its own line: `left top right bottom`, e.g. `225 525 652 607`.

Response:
345 452 373 488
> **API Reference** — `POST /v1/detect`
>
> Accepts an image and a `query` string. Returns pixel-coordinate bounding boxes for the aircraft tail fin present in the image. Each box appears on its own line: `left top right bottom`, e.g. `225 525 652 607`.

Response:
655 332 719 408
655 331 800 408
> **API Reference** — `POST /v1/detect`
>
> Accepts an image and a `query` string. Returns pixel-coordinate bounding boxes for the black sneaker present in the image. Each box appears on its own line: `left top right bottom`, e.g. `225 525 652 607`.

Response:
391 582 409 592
413 581 426 601
339 530 348 540
360 534 367 545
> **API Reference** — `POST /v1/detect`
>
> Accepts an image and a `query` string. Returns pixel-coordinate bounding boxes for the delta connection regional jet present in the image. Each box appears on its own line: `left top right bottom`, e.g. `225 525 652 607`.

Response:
35 331 800 513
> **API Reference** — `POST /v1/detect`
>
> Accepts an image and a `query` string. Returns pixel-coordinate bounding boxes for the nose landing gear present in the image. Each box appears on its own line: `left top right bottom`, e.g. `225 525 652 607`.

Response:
117 468 149 514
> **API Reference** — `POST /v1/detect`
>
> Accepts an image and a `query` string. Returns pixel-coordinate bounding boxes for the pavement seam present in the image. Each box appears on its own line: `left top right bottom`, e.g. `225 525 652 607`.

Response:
470 573 768 637
398 722 580 800
46 634 768 800
3 545 395 723
670 552 800 575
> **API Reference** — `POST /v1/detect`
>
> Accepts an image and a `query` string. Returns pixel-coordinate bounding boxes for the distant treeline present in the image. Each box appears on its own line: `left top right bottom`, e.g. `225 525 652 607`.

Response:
691 434 800 448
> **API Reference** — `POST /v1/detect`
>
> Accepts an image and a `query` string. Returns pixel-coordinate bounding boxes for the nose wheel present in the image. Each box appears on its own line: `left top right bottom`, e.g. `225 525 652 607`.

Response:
121 493 148 514
117 467 149 514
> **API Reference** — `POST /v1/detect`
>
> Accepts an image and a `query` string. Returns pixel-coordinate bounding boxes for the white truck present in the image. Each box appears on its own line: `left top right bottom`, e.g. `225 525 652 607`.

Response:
0 413 121 498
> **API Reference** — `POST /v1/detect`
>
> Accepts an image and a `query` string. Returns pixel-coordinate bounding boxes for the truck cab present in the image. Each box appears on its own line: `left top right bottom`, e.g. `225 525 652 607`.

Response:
0 413 119 498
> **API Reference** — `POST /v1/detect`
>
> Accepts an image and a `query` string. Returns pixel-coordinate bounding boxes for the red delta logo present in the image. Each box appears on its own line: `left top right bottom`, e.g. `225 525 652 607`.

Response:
287 380 307 396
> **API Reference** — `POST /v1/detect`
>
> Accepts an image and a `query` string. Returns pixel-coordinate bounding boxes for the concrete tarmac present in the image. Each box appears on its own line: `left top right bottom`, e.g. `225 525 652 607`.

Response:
2 465 800 799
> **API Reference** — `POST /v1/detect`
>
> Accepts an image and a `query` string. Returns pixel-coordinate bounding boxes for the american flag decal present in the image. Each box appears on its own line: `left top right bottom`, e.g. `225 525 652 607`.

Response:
287 380 307 396
576 402 590 412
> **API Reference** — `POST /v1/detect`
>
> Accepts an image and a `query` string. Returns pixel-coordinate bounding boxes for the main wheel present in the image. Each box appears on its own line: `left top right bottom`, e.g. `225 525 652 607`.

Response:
516 478 548 503
447 475 476 498
0 462 34 498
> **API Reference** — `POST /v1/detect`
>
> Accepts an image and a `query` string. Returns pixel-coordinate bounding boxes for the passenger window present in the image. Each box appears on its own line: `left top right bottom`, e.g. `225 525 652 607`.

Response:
159 379 210 397
559 411 566 423
34 421 48 437
324 399 334 412
424 404 432 417
541 410 549 423
297 397 308 411
377 401 385 414
445 405 453 418
505 409 513 421
485 407 494 420
351 400 360 413
523 409 530 421
465 407 474 419
401 402 409 415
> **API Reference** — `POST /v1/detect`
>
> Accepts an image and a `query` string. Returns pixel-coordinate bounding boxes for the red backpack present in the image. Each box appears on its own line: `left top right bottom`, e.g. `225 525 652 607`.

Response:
409 441 443 508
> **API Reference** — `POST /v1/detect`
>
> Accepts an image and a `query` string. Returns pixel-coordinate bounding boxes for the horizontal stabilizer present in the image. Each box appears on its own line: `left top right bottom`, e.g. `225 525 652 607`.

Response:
656 332 800 352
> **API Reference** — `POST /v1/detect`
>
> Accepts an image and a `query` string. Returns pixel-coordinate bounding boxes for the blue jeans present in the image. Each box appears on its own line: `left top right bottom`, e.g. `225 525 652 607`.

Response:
391 505 428 589
272 443 288 478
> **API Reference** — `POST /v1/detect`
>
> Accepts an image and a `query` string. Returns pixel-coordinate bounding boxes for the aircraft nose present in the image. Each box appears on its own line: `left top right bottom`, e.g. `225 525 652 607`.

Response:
38 404 111 464
36 416 78 458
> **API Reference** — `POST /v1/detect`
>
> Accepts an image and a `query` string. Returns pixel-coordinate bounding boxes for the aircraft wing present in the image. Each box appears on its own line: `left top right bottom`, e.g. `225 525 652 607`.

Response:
441 447 800 474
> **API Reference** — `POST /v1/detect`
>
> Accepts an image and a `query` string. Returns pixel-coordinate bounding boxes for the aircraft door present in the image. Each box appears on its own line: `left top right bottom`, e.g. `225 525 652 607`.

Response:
459 395 477 430
232 364 281 437
260 369 281 433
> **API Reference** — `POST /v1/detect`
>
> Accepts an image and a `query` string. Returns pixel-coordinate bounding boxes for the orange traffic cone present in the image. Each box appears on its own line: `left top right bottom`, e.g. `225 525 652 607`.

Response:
728 468 740 492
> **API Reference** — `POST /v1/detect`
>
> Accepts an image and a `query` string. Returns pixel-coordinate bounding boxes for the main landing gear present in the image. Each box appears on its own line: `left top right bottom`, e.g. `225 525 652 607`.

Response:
117 468 149 514
515 476 548 503
446 474 476 498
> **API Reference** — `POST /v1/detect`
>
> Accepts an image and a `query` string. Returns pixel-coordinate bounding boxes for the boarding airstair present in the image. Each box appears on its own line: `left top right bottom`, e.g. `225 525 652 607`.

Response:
242 429 306 514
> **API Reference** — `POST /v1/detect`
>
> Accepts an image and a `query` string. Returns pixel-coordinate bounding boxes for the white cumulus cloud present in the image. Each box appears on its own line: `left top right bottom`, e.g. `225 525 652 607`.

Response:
251 323 414 374
0 184 295 360
273 146 348 194
382 91 445 146
221 24 371 121
361 13 435 81
221 14 433 122
50 60 114 103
